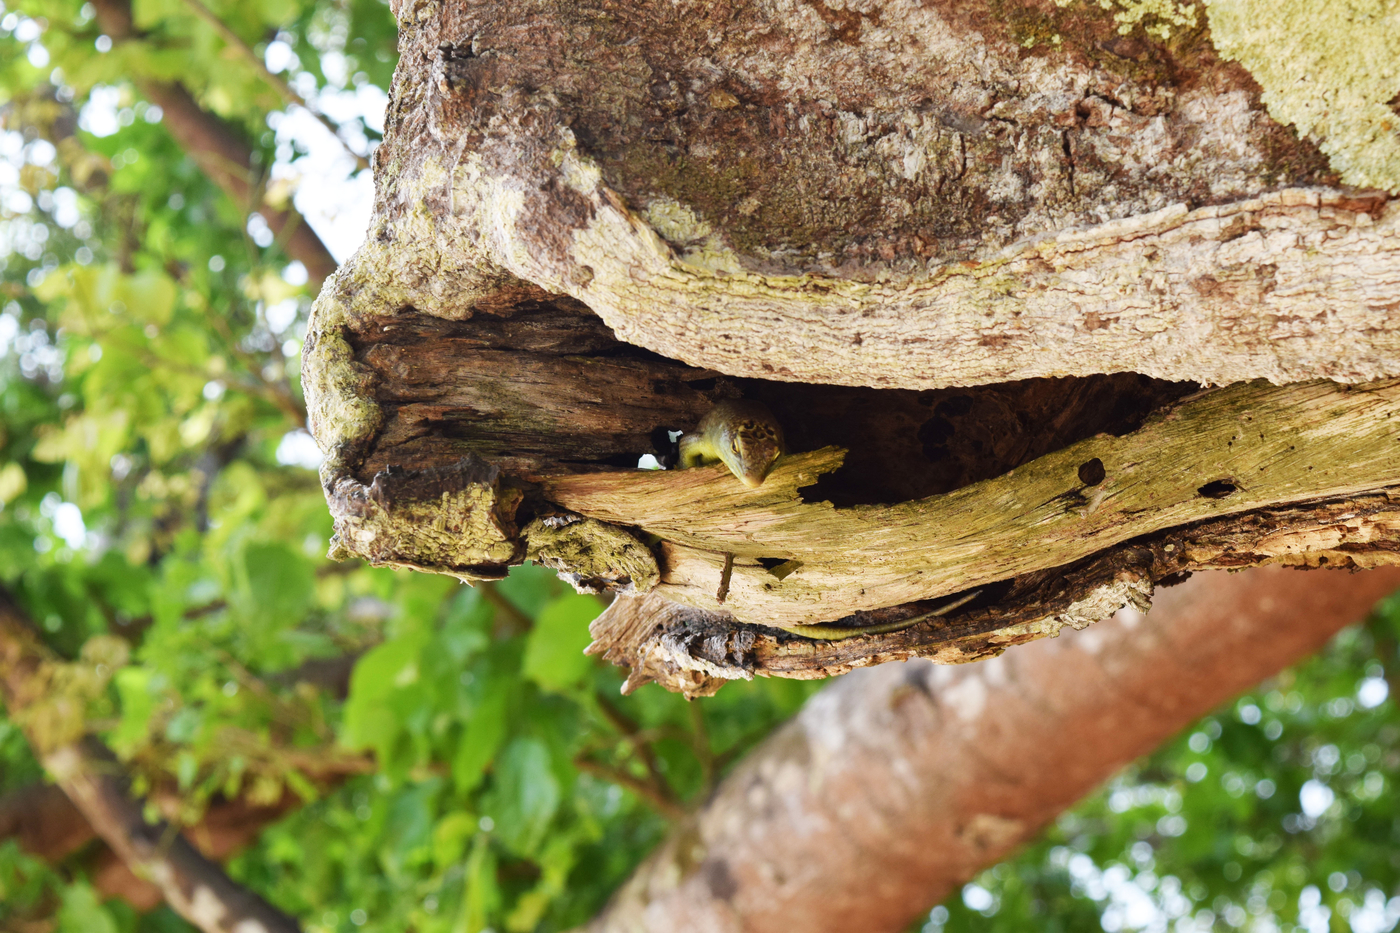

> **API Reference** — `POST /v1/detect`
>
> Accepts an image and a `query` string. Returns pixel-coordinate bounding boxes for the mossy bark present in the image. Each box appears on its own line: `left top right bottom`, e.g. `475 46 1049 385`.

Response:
305 0 1400 692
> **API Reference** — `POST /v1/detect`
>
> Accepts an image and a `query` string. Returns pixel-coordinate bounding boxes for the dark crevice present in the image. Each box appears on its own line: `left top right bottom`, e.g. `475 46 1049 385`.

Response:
350 298 1198 508
1198 479 1239 499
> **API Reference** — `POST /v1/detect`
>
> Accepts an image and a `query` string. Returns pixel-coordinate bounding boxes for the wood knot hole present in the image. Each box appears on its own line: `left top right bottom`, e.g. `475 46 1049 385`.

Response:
1197 479 1238 499
1078 457 1106 486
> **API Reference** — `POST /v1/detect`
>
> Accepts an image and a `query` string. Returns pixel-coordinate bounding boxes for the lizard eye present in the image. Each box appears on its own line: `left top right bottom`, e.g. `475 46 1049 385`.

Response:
730 440 740 453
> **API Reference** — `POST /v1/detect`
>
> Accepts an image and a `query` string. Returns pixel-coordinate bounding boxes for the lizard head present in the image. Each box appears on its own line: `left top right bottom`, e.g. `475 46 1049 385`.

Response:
720 417 785 488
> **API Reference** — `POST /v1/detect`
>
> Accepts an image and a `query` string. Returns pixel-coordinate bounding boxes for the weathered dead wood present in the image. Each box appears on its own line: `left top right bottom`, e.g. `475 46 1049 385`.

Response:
548 379 1400 627
317 0 1400 394
472 173 1400 391
305 0 1400 690
324 456 524 581
588 489 1400 696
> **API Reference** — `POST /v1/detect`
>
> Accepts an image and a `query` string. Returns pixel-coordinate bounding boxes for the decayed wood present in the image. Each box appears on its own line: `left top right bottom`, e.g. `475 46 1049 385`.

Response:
324 457 524 581
327 0 1400 394
307 0 1398 416
347 302 1189 494
547 379 1400 627
304 0 1400 690
587 489 1400 696
488 171 1400 392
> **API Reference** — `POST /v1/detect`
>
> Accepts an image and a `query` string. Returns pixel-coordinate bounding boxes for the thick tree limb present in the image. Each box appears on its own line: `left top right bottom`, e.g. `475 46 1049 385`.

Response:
585 565 1400 933
0 592 303 933
318 0 1398 391
306 0 1400 688
588 487 1400 695
467 166 1400 392
549 379 1400 626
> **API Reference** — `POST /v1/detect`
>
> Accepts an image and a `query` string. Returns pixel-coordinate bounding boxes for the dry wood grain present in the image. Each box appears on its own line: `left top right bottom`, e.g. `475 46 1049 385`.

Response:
547 379 1400 626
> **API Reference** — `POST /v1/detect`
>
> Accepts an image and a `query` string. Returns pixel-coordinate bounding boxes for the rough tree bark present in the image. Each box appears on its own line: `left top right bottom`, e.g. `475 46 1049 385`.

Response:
303 0 1400 689
586 565 1400 933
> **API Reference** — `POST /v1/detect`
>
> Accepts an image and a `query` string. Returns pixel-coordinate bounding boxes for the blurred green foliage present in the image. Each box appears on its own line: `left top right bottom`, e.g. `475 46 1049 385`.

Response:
0 0 821 929
2 1 1400 933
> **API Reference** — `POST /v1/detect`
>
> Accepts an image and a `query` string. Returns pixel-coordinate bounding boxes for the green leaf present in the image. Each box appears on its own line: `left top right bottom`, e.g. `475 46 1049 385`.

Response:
233 542 316 645
483 738 560 857
110 667 157 754
452 679 509 795
0 463 26 505
432 812 480 871
56 881 119 933
380 779 441 881
120 268 178 325
494 562 560 618
461 833 501 933
522 594 599 693
342 634 427 758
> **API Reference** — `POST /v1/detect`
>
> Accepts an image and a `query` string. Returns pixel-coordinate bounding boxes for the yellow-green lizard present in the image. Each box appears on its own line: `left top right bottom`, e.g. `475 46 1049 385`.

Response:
678 399 785 488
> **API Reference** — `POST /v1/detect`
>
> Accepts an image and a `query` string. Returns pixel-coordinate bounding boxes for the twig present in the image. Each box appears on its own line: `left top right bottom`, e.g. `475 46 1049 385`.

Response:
593 692 685 812
478 582 531 637
688 701 716 795
716 552 734 604
572 755 687 822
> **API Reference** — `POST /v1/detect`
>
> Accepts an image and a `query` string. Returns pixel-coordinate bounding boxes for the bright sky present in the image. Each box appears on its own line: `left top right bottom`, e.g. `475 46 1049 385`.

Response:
73 66 385 264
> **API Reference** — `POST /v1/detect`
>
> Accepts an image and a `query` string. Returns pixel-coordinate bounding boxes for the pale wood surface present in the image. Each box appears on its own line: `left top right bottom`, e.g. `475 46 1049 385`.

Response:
548 380 1400 626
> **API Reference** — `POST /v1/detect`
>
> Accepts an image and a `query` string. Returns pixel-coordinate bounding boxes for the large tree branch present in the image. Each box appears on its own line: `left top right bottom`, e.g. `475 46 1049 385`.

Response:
464 165 1400 392
320 0 1397 390
304 0 1400 688
90 0 339 286
0 592 303 933
585 565 1400 933
547 379 1400 627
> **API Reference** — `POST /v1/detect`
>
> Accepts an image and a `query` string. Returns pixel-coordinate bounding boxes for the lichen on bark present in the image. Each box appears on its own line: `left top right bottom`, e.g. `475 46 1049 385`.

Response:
302 0 1400 691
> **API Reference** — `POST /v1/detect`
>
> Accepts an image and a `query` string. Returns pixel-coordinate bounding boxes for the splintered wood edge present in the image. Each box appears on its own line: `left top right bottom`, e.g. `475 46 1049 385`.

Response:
547 379 1400 627
589 491 1400 696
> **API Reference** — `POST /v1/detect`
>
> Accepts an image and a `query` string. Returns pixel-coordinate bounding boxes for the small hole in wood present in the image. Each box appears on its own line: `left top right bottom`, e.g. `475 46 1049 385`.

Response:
1078 457 1106 486
757 558 802 580
1198 479 1238 499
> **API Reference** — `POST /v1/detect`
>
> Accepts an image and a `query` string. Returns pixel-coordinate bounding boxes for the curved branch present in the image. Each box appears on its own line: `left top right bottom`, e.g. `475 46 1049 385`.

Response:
485 156 1400 390
585 565 1400 933
549 380 1400 627
323 0 1396 391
